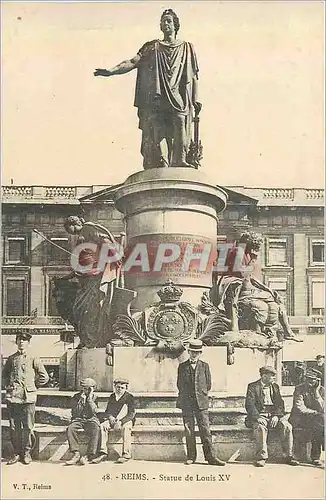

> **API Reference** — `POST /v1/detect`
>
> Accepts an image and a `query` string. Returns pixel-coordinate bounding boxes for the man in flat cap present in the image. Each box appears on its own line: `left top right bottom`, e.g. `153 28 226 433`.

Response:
65 378 101 465
2 332 49 465
289 369 324 466
176 339 225 466
92 377 136 464
245 365 298 467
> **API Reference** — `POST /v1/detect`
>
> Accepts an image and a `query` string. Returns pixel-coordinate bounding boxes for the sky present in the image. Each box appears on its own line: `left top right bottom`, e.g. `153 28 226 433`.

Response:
1 1 324 188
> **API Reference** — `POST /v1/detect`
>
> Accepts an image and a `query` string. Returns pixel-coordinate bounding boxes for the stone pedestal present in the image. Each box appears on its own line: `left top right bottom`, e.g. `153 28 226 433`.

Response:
113 346 227 392
59 349 113 391
114 168 227 312
114 346 281 394
59 346 281 393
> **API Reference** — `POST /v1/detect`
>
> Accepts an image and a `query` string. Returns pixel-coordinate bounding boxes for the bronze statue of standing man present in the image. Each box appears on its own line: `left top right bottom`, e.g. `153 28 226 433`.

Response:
94 9 202 169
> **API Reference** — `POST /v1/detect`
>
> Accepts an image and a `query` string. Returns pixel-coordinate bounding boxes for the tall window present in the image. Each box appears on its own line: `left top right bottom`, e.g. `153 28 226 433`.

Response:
5 237 26 264
266 238 287 266
6 279 26 316
310 239 324 265
311 280 325 316
48 237 69 265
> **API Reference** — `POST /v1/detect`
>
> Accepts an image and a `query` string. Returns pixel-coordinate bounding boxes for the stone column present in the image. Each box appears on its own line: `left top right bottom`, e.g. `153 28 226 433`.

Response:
114 168 227 311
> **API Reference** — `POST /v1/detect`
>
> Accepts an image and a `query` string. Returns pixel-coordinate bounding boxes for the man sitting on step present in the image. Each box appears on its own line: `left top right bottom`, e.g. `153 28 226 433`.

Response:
65 378 101 465
289 368 324 466
91 377 136 464
245 365 299 467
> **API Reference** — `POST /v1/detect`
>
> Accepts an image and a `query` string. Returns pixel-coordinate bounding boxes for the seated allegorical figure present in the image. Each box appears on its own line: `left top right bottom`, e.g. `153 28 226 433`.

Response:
54 216 121 349
210 231 302 342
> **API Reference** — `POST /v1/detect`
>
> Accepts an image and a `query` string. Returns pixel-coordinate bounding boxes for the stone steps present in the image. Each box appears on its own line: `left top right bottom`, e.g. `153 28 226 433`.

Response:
1 390 243 409
1 388 298 463
1 389 295 411
2 419 287 463
1 404 247 426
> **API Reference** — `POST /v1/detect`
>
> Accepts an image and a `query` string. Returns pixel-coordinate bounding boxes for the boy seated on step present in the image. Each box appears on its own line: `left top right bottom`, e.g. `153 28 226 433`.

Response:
91 377 135 464
65 378 101 465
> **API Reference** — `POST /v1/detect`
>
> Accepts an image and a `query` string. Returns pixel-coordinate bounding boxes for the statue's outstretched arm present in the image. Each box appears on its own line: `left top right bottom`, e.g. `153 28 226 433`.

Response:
94 54 141 77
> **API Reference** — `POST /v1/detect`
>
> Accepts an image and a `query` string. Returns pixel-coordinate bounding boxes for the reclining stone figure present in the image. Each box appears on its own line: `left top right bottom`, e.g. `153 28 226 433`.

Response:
204 231 302 343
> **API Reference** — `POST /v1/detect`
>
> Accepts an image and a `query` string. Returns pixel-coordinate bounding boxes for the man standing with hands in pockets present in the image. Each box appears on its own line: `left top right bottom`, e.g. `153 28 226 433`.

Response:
176 339 225 466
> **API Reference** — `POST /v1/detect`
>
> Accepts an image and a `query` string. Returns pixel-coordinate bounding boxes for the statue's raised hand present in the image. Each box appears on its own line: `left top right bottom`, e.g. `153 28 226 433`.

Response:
94 68 111 77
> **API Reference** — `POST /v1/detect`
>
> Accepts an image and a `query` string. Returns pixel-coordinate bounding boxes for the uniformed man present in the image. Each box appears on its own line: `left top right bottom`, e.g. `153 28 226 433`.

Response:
2 332 49 465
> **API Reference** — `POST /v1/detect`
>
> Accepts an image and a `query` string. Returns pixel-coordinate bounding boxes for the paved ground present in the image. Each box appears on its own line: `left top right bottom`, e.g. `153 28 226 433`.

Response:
1 458 324 500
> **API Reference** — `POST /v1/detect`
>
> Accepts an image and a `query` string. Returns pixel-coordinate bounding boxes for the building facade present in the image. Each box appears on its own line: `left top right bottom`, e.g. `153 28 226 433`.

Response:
1 184 324 379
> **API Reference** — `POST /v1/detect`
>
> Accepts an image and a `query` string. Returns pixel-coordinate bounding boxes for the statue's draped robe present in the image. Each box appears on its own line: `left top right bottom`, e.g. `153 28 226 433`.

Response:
134 40 199 168
212 246 280 329
73 222 118 348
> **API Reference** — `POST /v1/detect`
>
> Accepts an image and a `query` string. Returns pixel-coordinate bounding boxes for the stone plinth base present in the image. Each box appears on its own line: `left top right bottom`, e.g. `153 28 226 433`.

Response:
113 346 227 392
113 346 280 394
59 349 113 391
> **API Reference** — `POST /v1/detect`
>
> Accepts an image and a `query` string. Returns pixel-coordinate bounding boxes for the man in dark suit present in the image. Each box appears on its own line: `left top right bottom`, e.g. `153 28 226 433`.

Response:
289 369 324 466
65 378 101 465
2 332 49 465
91 377 136 464
245 365 298 467
176 339 225 466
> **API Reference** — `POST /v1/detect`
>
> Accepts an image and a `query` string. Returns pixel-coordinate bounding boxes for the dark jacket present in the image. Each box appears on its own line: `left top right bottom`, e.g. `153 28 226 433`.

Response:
245 379 285 427
289 382 324 428
70 392 100 424
176 359 211 411
103 391 136 426
2 351 49 404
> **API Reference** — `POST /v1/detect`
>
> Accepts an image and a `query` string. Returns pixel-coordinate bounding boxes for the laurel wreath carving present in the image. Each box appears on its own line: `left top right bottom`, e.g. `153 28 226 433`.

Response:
112 314 146 345
197 313 232 345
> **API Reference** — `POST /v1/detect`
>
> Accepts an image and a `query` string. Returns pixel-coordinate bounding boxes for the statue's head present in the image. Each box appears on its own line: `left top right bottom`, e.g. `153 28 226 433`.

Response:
238 231 263 259
160 9 180 35
64 215 84 235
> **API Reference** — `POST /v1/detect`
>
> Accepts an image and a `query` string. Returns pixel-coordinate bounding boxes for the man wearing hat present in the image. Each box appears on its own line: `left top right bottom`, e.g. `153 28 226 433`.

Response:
289 369 324 466
2 332 49 465
245 366 298 467
65 378 101 465
176 339 226 466
91 377 135 464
